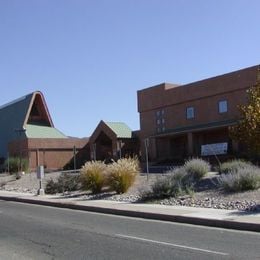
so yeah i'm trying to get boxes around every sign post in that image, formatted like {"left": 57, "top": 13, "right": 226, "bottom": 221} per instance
{"left": 37, "top": 165, "right": 45, "bottom": 196}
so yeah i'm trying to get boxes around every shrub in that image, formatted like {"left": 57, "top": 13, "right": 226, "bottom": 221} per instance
{"left": 218, "top": 165, "right": 260, "bottom": 192}
{"left": 184, "top": 158, "right": 210, "bottom": 180}
{"left": 108, "top": 157, "right": 140, "bottom": 194}
{"left": 58, "top": 173, "right": 80, "bottom": 192}
{"left": 150, "top": 175, "right": 175, "bottom": 199}
{"left": 80, "top": 161, "right": 107, "bottom": 194}
{"left": 45, "top": 173, "right": 80, "bottom": 194}
{"left": 218, "top": 159, "right": 252, "bottom": 174}
{"left": 141, "top": 167, "right": 195, "bottom": 200}
{"left": 5, "top": 157, "right": 29, "bottom": 174}
{"left": 45, "top": 179, "right": 60, "bottom": 194}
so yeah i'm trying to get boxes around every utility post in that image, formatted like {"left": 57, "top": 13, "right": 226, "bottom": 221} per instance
{"left": 144, "top": 138, "right": 149, "bottom": 181}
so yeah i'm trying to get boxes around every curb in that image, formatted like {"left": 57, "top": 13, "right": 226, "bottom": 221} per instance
{"left": 1, "top": 195, "right": 259, "bottom": 233}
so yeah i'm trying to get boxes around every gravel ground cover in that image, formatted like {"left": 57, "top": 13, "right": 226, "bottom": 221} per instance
{"left": 0, "top": 172, "right": 259, "bottom": 211}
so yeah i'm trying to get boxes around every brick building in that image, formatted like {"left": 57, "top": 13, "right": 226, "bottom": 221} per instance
{"left": 0, "top": 91, "right": 88, "bottom": 171}
{"left": 137, "top": 65, "right": 260, "bottom": 164}
{"left": 1, "top": 65, "right": 259, "bottom": 171}
{"left": 88, "top": 120, "right": 139, "bottom": 162}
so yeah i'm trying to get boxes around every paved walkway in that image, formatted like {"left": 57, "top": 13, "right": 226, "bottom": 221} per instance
{"left": 0, "top": 190, "right": 259, "bottom": 232}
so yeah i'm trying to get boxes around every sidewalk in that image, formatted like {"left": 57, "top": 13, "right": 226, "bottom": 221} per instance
{"left": 0, "top": 190, "right": 259, "bottom": 233}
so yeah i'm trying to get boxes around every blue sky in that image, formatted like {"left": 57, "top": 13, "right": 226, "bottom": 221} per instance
{"left": 0, "top": 0, "right": 259, "bottom": 137}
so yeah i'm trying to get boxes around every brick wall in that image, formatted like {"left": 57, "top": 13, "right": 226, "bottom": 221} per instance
{"left": 137, "top": 65, "right": 259, "bottom": 162}
{"left": 8, "top": 137, "right": 88, "bottom": 171}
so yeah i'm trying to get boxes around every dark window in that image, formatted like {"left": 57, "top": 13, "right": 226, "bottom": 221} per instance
{"left": 186, "top": 107, "right": 194, "bottom": 119}
{"left": 31, "top": 103, "right": 40, "bottom": 116}
{"left": 218, "top": 100, "right": 228, "bottom": 113}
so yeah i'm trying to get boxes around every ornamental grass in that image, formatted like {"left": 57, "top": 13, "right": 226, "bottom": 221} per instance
{"left": 107, "top": 157, "right": 140, "bottom": 194}
{"left": 80, "top": 161, "right": 107, "bottom": 194}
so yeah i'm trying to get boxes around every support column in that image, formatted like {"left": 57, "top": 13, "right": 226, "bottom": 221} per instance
{"left": 232, "top": 139, "right": 239, "bottom": 155}
{"left": 187, "top": 132, "right": 193, "bottom": 157}
{"left": 112, "top": 140, "right": 118, "bottom": 159}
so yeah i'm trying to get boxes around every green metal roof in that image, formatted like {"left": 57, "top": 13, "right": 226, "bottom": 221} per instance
{"left": 25, "top": 124, "right": 67, "bottom": 139}
{"left": 105, "top": 122, "right": 132, "bottom": 138}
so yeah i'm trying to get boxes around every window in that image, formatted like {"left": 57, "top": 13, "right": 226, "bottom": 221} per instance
{"left": 186, "top": 107, "right": 194, "bottom": 119}
{"left": 218, "top": 100, "right": 227, "bottom": 113}
{"left": 155, "top": 109, "right": 166, "bottom": 132}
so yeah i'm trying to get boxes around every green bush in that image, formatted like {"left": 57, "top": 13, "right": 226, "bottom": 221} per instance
{"left": 184, "top": 158, "right": 210, "bottom": 180}
{"left": 5, "top": 157, "right": 29, "bottom": 174}
{"left": 218, "top": 165, "right": 260, "bottom": 192}
{"left": 108, "top": 157, "right": 139, "bottom": 194}
{"left": 45, "top": 173, "right": 80, "bottom": 194}
{"left": 218, "top": 159, "right": 252, "bottom": 174}
{"left": 80, "top": 161, "right": 107, "bottom": 194}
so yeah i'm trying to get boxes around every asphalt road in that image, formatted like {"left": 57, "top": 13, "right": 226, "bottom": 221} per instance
{"left": 0, "top": 200, "right": 259, "bottom": 260}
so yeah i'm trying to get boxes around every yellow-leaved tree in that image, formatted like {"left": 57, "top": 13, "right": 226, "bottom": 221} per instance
{"left": 230, "top": 82, "right": 260, "bottom": 160}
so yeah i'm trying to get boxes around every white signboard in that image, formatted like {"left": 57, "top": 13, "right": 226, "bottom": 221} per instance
{"left": 201, "top": 143, "right": 228, "bottom": 156}
{"left": 37, "top": 165, "right": 44, "bottom": 179}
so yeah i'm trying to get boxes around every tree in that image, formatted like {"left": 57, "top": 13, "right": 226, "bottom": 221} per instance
{"left": 230, "top": 82, "right": 260, "bottom": 159}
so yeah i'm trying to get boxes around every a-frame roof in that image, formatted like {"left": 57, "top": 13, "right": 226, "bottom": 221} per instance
{"left": 104, "top": 122, "right": 132, "bottom": 138}
{"left": 0, "top": 91, "right": 67, "bottom": 157}
{"left": 89, "top": 120, "right": 133, "bottom": 143}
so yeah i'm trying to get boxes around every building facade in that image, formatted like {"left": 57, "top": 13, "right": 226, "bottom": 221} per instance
{"left": 88, "top": 120, "right": 139, "bottom": 162}
{"left": 0, "top": 91, "right": 88, "bottom": 171}
{"left": 137, "top": 65, "right": 260, "bottom": 164}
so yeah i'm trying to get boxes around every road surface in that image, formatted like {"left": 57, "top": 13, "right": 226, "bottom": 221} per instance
{"left": 0, "top": 200, "right": 259, "bottom": 259}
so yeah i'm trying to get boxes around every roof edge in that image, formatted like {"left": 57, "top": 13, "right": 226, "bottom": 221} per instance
{"left": 23, "top": 91, "right": 54, "bottom": 128}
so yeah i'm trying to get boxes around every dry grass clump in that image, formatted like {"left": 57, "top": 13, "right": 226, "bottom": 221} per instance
{"left": 80, "top": 161, "right": 107, "bottom": 194}
{"left": 107, "top": 157, "right": 140, "bottom": 194}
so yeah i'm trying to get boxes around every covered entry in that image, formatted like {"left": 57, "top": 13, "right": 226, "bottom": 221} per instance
{"left": 89, "top": 120, "right": 139, "bottom": 161}
{"left": 152, "top": 121, "right": 237, "bottom": 164}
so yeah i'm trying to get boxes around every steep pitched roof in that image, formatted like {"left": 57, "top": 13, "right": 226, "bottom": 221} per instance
{"left": 89, "top": 120, "right": 133, "bottom": 144}
{"left": 0, "top": 91, "right": 66, "bottom": 157}
{"left": 104, "top": 122, "right": 132, "bottom": 138}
